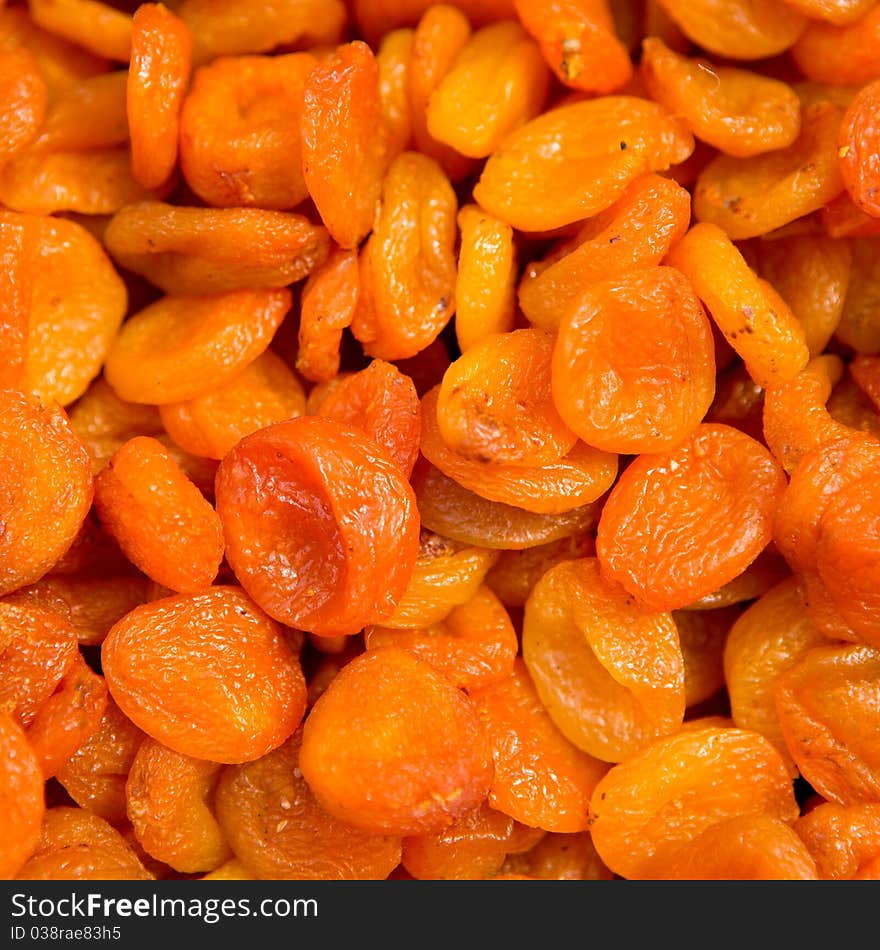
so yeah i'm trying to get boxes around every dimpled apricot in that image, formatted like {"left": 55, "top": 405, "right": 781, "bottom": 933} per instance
{"left": 0, "top": 390, "right": 93, "bottom": 597}
{"left": 513, "top": 0, "right": 632, "bottom": 94}
{"left": 102, "top": 586, "right": 306, "bottom": 764}
{"left": 56, "top": 698, "right": 145, "bottom": 825}
{"left": 216, "top": 730, "right": 402, "bottom": 880}
{"left": 412, "top": 459, "right": 603, "bottom": 550}
{"left": 126, "top": 738, "right": 230, "bottom": 874}
{"left": 16, "top": 213, "right": 128, "bottom": 408}
{"left": 438, "top": 329, "right": 577, "bottom": 467}
{"left": 300, "top": 648, "right": 494, "bottom": 836}
{"left": 421, "top": 387, "right": 617, "bottom": 515}
{"left": 16, "top": 806, "right": 152, "bottom": 881}
{"left": 776, "top": 644, "right": 880, "bottom": 805}
{"left": 159, "top": 351, "right": 306, "bottom": 462}
{"left": 518, "top": 173, "right": 691, "bottom": 331}
{"left": 351, "top": 151, "right": 457, "bottom": 361}
{"left": 302, "top": 41, "right": 387, "bottom": 249}
{"left": 552, "top": 267, "right": 715, "bottom": 455}
{"left": 641, "top": 38, "right": 801, "bottom": 158}
{"left": 469, "top": 659, "right": 609, "bottom": 832}
{"left": 215, "top": 417, "right": 419, "bottom": 637}
{"left": 104, "top": 289, "right": 291, "bottom": 405}
{"left": 723, "top": 578, "right": 827, "bottom": 773}
{"left": 180, "top": 53, "right": 314, "bottom": 210}
{"left": 365, "top": 584, "right": 518, "bottom": 690}
{"left": 94, "top": 437, "right": 224, "bottom": 593}
{"left": 0, "top": 714, "right": 44, "bottom": 878}
{"left": 597, "top": 424, "right": 787, "bottom": 611}
{"left": 666, "top": 223, "right": 809, "bottom": 389}
{"left": 473, "top": 96, "right": 693, "bottom": 232}
{"left": 103, "top": 202, "right": 328, "bottom": 296}
{"left": 427, "top": 21, "right": 550, "bottom": 159}
{"left": 655, "top": 0, "right": 806, "bottom": 60}
{"left": 312, "top": 359, "right": 421, "bottom": 477}
{"left": 839, "top": 79, "right": 880, "bottom": 219}
{"left": 693, "top": 102, "right": 845, "bottom": 241}
{"left": 588, "top": 726, "right": 799, "bottom": 879}
{"left": 654, "top": 815, "right": 818, "bottom": 880}
{"left": 523, "top": 559, "right": 686, "bottom": 763}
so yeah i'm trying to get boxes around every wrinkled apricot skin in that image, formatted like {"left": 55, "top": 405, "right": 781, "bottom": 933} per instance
{"left": 128, "top": 4, "right": 191, "bottom": 190}
{"left": 0, "top": 713, "right": 45, "bottom": 879}
{"left": 470, "top": 660, "right": 609, "bottom": 832}
{"left": 473, "top": 96, "right": 693, "bottom": 232}
{"left": 588, "top": 726, "right": 799, "bottom": 879}
{"left": 352, "top": 151, "right": 458, "bottom": 361}
{"left": 102, "top": 587, "right": 306, "bottom": 764}
{"left": 0, "top": 390, "right": 93, "bottom": 597}
{"left": 215, "top": 417, "right": 420, "bottom": 637}
{"left": 302, "top": 41, "right": 387, "bottom": 249}
{"left": 300, "top": 649, "right": 494, "bottom": 836}
{"left": 597, "top": 424, "right": 787, "bottom": 611}
{"left": 93, "top": 437, "right": 224, "bottom": 594}
{"left": 552, "top": 267, "right": 715, "bottom": 455}
{"left": 795, "top": 802, "right": 880, "bottom": 879}
{"left": 0, "top": 47, "right": 47, "bottom": 164}
{"left": 518, "top": 174, "right": 691, "bottom": 331}
{"left": 216, "top": 730, "right": 402, "bottom": 880}
{"left": 838, "top": 79, "right": 880, "bottom": 219}
{"left": 523, "top": 558, "right": 686, "bottom": 763}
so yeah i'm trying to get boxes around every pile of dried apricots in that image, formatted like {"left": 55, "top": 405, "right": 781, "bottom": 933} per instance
{"left": 1, "top": 0, "right": 880, "bottom": 883}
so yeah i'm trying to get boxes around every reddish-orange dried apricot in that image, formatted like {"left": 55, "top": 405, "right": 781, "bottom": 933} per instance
{"left": 295, "top": 245, "right": 360, "bottom": 384}
{"left": 104, "top": 288, "right": 291, "bottom": 405}
{"left": 93, "top": 436, "right": 224, "bottom": 593}
{"left": 102, "top": 586, "right": 306, "bottom": 764}
{"left": 0, "top": 390, "right": 93, "bottom": 597}
{"left": 0, "top": 713, "right": 45, "bottom": 878}
{"left": 470, "top": 659, "right": 609, "bottom": 832}
{"left": 795, "top": 802, "right": 880, "bottom": 879}
{"left": 312, "top": 359, "right": 421, "bottom": 477}
{"left": 159, "top": 351, "right": 306, "bottom": 462}
{"left": 513, "top": 0, "right": 632, "bottom": 94}
{"left": 597, "top": 423, "right": 787, "bottom": 611}
{"left": 366, "top": 584, "right": 518, "bottom": 690}
{"left": 302, "top": 41, "right": 387, "bottom": 248}
{"left": 473, "top": 96, "right": 693, "bottom": 232}
{"left": 518, "top": 173, "right": 691, "bottom": 331}
{"left": 126, "top": 738, "right": 230, "bottom": 874}
{"left": 523, "top": 558, "right": 686, "bottom": 762}
{"left": 216, "top": 729, "right": 401, "bottom": 880}
{"left": 128, "top": 3, "right": 191, "bottom": 190}
{"left": 552, "top": 267, "right": 715, "bottom": 455}
{"left": 838, "top": 78, "right": 880, "bottom": 219}
{"left": 215, "top": 417, "right": 419, "bottom": 637}
{"left": 300, "top": 648, "right": 494, "bottom": 835}
{"left": 588, "top": 726, "right": 799, "bottom": 879}
{"left": 56, "top": 698, "right": 145, "bottom": 825}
